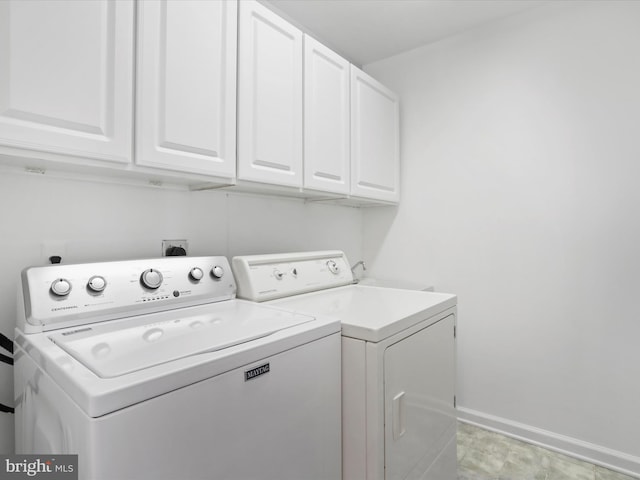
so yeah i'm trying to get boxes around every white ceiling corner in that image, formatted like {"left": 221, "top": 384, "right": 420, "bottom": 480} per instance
{"left": 260, "top": 0, "right": 549, "bottom": 66}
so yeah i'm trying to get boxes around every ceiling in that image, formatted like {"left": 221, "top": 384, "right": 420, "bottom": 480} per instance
{"left": 260, "top": 0, "right": 549, "bottom": 66}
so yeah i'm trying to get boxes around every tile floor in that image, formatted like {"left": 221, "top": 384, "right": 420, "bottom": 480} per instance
{"left": 457, "top": 422, "right": 637, "bottom": 480}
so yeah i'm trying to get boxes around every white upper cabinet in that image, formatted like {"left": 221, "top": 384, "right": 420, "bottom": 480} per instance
{"left": 237, "top": 0, "right": 303, "bottom": 188}
{"left": 351, "top": 66, "right": 400, "bottom": 203}
{"left": 0, "top": 0, "right": 399, "bottom": 200}
{"left": 0, "top": 0, "right": 134, "bottom": 164}
{"left": 303, "top": 36, "right": 350, "bottom": 195}
{"left": 136, "top": 0, "right": 236, "bottom": 178}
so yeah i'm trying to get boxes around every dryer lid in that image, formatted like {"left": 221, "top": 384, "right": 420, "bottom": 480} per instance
{"left": 269, "top": 285, "right": 457, "bottom": 342}
{"left": 48, "top": 304, "right": 314, "bottom": 378}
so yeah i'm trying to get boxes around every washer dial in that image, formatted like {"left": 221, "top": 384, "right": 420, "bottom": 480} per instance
{"left": 211, "top": 265, "right": 225, "bottom": 279}
{"left": 141, "top": 269, "right": 163, "bottom": 289}
{"left": 87, "top": 276, "right": 107, "bottom": 293}
{"left": 189, "top": 267, "right": 204, "bottom": 281}
{"left": 50, "top": 278, "right": 72, "bottom": 296}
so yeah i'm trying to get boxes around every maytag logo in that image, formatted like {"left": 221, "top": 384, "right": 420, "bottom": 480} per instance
{"left": 244, "top": 363, "right": 270, "bottom": 381}
{"left": 1, "top": 455, "right": 77, "bottom": 479}
{"left": 61, "top": 328, "right": 92, "bottom": 337}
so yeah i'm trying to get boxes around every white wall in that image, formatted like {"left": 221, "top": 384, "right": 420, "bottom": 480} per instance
{"left": 0, "top": 170, "right": 363, "bottom": 453}
{"left": 364, "top": 1, "right": 640, "bottom": 475}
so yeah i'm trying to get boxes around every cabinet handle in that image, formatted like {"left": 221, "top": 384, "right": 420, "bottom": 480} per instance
{"left": 392, "top": 391, "right": 406, "bottom": 440}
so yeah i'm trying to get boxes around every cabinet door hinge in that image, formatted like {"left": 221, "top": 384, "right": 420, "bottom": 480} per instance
{"left": 454, "top": 395, "right": 457, "bottom": 408}
{"left": 454, "top": 325, "right": 457, "bottom": 338}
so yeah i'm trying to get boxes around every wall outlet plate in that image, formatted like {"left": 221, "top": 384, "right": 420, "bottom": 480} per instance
{"left": 162, "top": 239, "right": 188, "bottom": 256}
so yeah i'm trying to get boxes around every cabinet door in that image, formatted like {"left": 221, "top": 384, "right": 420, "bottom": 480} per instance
{"left": 303, "top": 36, "right": 350, "bottom": 195}
{"left": 0, "top": 0, "right": 134, "bottom": 164}
{"left": 136, "top": 0, "right": 236, "bottom": 178}
{"left": 238, "top": 0, "right": 303, "bottom": 188}
{"left": 350, "top": 66, "right": 400, "bottom": 203}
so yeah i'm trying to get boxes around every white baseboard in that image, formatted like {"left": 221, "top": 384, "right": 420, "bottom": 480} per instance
{"left": 457, "top": 407, "right": 640, "bottom": 478}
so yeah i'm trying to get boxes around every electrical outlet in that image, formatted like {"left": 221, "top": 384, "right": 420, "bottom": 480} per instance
{"left": 162, "top": 239, "right": 188, "bottom": 256}
{"left": 41, "top": 241, "right": 67, "bottom": 264}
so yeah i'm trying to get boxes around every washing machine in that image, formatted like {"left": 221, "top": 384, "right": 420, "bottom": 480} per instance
{"left": 14, "top": 255, "right": 341, "bottom": 480}
{"left": 233, "top": 251, "right": 458, "bottom": 480}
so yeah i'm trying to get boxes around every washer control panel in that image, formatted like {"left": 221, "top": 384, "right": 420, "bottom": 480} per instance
{"left": 20, "top": 256, "right": 236, "bottom": 332}
{"left": 232, "top": 251, "right": 353, "bottom": 302}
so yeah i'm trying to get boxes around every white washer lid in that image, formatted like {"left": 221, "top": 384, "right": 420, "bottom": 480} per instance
{"left": 18, "top": 300, "right": 339, "bottom": 417}
{"left": 49, "top": 305, "right": 313, "bottom": 378}
{"left": 269, "top": 285, "right": 456, "bottom": 342}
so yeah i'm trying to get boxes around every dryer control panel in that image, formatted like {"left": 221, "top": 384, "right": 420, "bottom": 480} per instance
{"left": 19, "top": 256, "right": 236, "bottom": 333}
{"left": 232, "top": 251, "right": 353, "bottom": 302}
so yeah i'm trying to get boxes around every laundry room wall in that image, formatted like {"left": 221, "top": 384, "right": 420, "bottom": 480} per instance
{"left": 363, "top": 0, "right": 640, "bottom": 475}
{"left": 0, "top": 171, "right": 364, "bottom": 453}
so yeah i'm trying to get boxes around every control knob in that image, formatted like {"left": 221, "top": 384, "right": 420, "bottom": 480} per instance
{"left": 50, "top": 278, "right": 72, "bottom": 297}
{"left": 211, "top": 265, "right": 225, "bottom": 279}
{"left": 326, "top": 260, "right": 340, "bottom": 274}
{"left": 189, "top": 267, "right": 204, "bottom": 282}
{"left": 141, "top": 269, "right": 163, "bottom": 289}
{"left": 87, "top": 276, "right": 107, "bottom": 293}
{"left": 274, "top": 269, "right": 284, "bottom": 280}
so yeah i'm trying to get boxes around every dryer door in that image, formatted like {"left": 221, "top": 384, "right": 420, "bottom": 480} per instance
{"left": 384, "top": 314, "right": 456, "bottom": 480}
